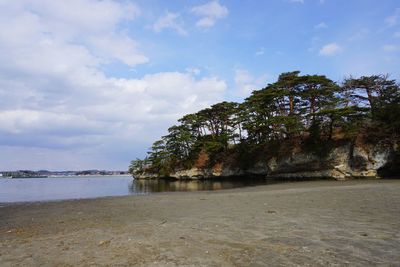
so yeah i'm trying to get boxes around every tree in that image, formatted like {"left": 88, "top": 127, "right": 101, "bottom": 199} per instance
{"left": 274, "top": 71, "right": 302, "bottom": 115}
{"left": 343, "top": 75, "right": 396, "bottom": 118}
{"left": 146, "top": 139, "right": 170, "bottom": 176}
{"left": 130, "top": 71, "right": 399, "bottom": 177}
{"left": 178, "top": 113, "right": 205, "bottom": 138}
{"left": 372, "top": 80, "right": 400, "bottom": 135}
{"left": 164, "top": 124, "right": 195, "bottom": 160}
{"left": 128, "top": 158, "right": 148, "bottom": 176}
{"left": 297, "top": 75, "right": 339, "bottom": 126}
{"left": 242, "top": 85, "right": 278, "bottom": 143}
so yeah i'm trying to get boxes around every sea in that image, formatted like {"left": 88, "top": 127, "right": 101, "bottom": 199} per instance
{"left": 0, "top": 175, "right": 270, "bottom": 203}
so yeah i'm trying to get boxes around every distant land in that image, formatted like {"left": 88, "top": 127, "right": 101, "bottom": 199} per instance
{"left": 0, "top": 170, "right": 129, "bottom": 178}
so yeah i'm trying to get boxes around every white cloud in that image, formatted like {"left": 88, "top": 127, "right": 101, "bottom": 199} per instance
{"left": 196, "top": 17, "right": 216, "bottom": 28}
{"left": 186, "top": 67, "right": 201, "bottom": 75}
{"left": 347, "top": 28, "right": 370, "bottom": 42}
{"left": 88, "top": 34, "right": 148, "bottom": 66}
{"left": 20, "top": 0, "right": 140, "bottom": 35}
{"left": 383, "top": 44, "right": 400, "bottom": 52}
{"left": 319, "top": 43, "right": 343, "bottom": 56}
{"left": 288, "top": 0, "right": 304, "bottom": 4}
{"left": 234, "top": 69, "right": 269, "bottom": 97}
{"left": 385, "top": 8, "right": 400, "bottom": 27}
{"left": 234, "top": 69, "right": 253, "bottom": 85}
{"left": 0, "top": 0, "right": 227, "bottom": 170}
{"left": 314, "top": 22, "right": 328, "bottom": 29}
{"left": 191, "top": 1, "right": 228, "bottom": 28}
{"left": 0, "top": 110, "right": 106, "bottom": 136}
{"left": 0, "top": 0, "right": 147, "bottom": 68}
{"left": 153, "top": 11, "right": 187, "bottom": 36}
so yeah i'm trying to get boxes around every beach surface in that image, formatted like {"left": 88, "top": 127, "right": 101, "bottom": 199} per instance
{"left": 1, "top": 179, "right": 400, "bottom": 266}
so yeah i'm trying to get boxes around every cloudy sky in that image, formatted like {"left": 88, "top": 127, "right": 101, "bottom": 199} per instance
{"left": 0, "top": 0, "right": 399, "bottom": 171}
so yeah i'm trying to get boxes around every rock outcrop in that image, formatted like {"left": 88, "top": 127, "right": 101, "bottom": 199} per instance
{"left": 136, "top": 140, "right": 398, "bottom": 180}
{"left": 264, "top": 142, "right": 393, "bottom": 180}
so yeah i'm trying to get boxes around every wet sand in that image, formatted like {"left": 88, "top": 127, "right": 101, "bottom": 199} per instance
{"left": 1, "top": 180, "right": 400, "bottom": 266}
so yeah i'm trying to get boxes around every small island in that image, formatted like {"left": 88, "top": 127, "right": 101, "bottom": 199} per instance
{"left": 130, "top": 72, "right": 399, "bottom": 180}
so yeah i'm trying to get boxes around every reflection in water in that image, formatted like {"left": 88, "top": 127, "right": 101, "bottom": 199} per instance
{"left": 129, "top": 177, "right": 270, "bottom": 194}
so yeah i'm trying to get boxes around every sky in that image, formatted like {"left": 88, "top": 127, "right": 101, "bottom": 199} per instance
{"left": 0, "top": 0, "right": 399, "bottom": 171}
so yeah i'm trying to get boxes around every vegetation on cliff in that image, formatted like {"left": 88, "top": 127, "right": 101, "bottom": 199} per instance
{"left": 129, "top": 71, "right": 400, "bottom": 178}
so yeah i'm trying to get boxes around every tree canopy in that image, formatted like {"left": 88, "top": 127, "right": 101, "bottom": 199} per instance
{"left": 129, "top": 71, "right": 400, "bottom": 177}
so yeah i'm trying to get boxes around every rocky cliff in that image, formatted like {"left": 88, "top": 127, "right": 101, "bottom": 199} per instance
{"left": 136, "top": 140, "right": 399, "bottom": 180}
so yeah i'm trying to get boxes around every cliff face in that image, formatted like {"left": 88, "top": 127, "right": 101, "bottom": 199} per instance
{"left": 263, "top": 142, "right": 393, "bottom": 180}
{"left": 137, "top": 140, "right": 398, "bottom": 180}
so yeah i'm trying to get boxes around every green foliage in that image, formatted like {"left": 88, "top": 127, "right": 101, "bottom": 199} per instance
{"left": 128, "top": 158, "right": 147, "bottom": 176}
{"left": 130, "top": 71, "right": 400, "bottom": 176}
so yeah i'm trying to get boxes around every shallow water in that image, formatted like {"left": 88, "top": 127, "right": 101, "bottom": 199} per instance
{"left": 0, "top": 175, "right": 271, "bottom": 203}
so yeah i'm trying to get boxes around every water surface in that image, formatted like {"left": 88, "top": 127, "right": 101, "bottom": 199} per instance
{"left": 0, "top": 175, "right": 270, "bottom": 203}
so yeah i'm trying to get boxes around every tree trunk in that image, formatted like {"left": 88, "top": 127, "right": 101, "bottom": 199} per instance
{"left": 328, "top": 115, "right": 334, "bottom": 140}
{"left": 289, "top": 95, "right": 294, "bottom": 114}
{"left": 366, "top": 87, "right": 375, "bottom": 117}
{"left": 310, "top": 96, "right": 316, "bottom": 125}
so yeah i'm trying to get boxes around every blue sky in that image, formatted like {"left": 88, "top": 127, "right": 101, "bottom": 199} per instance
{"left": 0, "top": 0, "right": 399, "bottom": 170}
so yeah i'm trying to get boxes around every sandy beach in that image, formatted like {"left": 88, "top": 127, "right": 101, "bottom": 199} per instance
{"left": 1, "top": 179, "right": 400, "bottom": 266}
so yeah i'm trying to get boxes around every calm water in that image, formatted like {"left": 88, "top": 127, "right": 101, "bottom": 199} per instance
{"left": 0, "top": 175, "right": 271, "bottom": 203}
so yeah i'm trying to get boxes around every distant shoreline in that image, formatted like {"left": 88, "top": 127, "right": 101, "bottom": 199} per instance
{"left": 2, "top": 174, "right": 132, "bottom": 179}
{"left": 0, "top": 173, "right": 130, "bottom": 179}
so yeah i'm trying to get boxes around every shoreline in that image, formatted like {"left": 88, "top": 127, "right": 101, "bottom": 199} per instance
{"left": 0, "top": 178, "right": 396, "bottom": 207}
{"left": 0, "top": 176, "right": 337, "bottom": 205}
{"left": 0, "top": 178, "right": 379, "bottom": 206}
{"left": 1, "top": 179, "right": 399, "bottom": 266}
